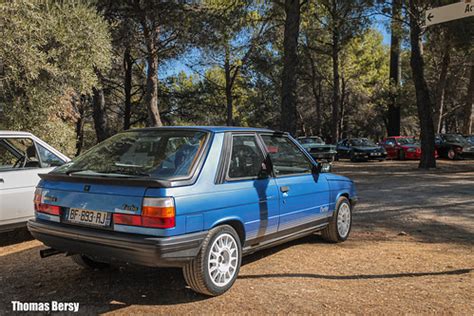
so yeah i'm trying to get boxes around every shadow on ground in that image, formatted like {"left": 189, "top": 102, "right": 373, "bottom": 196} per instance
{"left": 1, "top": 232, "right": 472, "bottom": 314}
{"left": 0, "top": 228, "right": 33, "bottom": 247}
{"left": 0, "top": 236, "right": 324, "bottom": 313}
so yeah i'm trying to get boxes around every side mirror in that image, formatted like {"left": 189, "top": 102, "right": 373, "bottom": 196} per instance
{"left": 258, "top": 161, "right": 270, "bottom": 179}
{"left": 314, "top": 162, "right": 332, "bottom": 174}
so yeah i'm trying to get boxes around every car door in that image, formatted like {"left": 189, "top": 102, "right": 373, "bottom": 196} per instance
{"left": 336, "top": 139, "right": 349, "bottom": 158}
{"left": 0, "top": 137, "right": 64, "bottom": 228}
{"left": 259, "top": 134, "right": 330, "bottom": 233}
{"left": 220, "top": 133, "right": 280, "bottom": 243}
{"left": 384, "top": 138, "right": 397, "bottom": 158}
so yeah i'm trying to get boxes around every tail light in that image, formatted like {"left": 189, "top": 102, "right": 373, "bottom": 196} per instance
{"left": 34, "top": 188, "right": 61, "bottom": 216}
{"left": 114, "top": 197, "right": 175, "bottom": 229}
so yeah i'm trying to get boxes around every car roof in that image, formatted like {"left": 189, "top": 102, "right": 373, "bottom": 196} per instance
{"left": 0, "top": 130, "right": 34, "bottom": 136}
{"left": 131, "top": 126, "right": 275, "bottom": 133}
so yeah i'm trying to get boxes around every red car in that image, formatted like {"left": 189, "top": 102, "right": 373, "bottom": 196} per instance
{"left": 381, "top": 136, "right": 438, "bottom": 160}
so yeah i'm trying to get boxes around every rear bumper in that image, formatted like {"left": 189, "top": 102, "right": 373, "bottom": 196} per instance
{"left": 27, "top": 219, "right": 207, "bottom": 268}
{"left": 352, "top": 153, "right": 386, "bottom": 160}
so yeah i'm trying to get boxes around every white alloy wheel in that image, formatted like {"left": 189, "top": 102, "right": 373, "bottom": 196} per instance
{"left": 207, "top": 233, "right": 239, "bottom": 287}
{"left": 337, "top": 202, "right": 351, "bottom": 238}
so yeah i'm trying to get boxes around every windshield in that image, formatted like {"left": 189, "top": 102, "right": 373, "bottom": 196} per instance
{"left": 443, "top": 134, "right": 467, "bottom": 144}
{"left": 54, "top": 130, "right": 208, "bottom": 180}
{"left": 299, "top": 137, "right": 324, "bottom": 145}
{"left": 349, "top": 138, "right": 376, "bottom": 147}
{"left": 397, "top": 137, "right": 418, "bottom": 145}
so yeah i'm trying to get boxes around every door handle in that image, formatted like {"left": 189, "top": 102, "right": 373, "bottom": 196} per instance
{"left": 280, "top": 186, "right": 289, "bottom": 193}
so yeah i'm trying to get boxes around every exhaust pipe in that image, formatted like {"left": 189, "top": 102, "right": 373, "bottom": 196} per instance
{"left": 40, "top": 248, "right": 63, "bottom": 258}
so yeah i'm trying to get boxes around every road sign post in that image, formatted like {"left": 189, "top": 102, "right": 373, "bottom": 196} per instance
{"left": 426, "top": 1, "right": 474, "bottom": 26}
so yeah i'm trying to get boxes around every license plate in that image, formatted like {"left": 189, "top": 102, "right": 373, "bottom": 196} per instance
{"left": 66, "top": 208, "right": 110, "bottom": 227}
{"left": 371, "top": 153, "right": 380, "bottom": 156}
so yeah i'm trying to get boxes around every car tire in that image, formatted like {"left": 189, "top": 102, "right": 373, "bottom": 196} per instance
{"left": 334, "top": 154, "right": 339, "bottom": 161}
{"left": 71, "top": 254, "right": 110, "bottom": 270}
{"left": 183, "top": 225, "right": 242, "bottom": 296}
{"left": 398, "top": 150, "right": 405, "bottom": 160}
{"left": 447, "top": 148, "right": 456, "bottom": 160}
{"left": 321, "top": 197, "right": 352, "bottom": 243}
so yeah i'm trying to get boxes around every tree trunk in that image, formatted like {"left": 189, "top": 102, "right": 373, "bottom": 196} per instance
{"left": 123, "top": 45, "right": 133, "bottom": 130}
{"left": 145, "top": 50, "right": 162, "bottom": 127}
{"left": 142, "top": 15, "right": 162, "bottom": 127}
{"left": 224, "top": 44, "right": 233, "bottom": 126}
{"left": 386, "top": 0, "right": 402, "bottom": 136}
{"left": 308, "top": 52, "right": 322, "bottom": 135}
{"left": 280, "top": 0, "right": 301, "bottom": 135}
{"left": 331, "top": 30, "right": 341, "bottom": 143}
{"left": 339, "top": 73, "right": 346, "bottom": 139}
{"left": 433, "top": 42, "right": 450, "bottom": 133}
{"left": 92, "top": 88, "right": 109, "bottom": 143}
{"left": 461, "top": 63, "right": 474, "bottom": 134}
{"left": 408, "top": 1, "right": 436, "bottom": 169}
{"left": 75, "top": 99, "right": 85, "bottom": 156}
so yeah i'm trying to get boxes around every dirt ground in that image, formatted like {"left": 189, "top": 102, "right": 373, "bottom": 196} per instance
{"left": 1, "top": 160, "right": 473, "bottom": 314}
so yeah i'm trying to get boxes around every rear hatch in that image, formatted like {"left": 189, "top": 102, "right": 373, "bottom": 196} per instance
{"left": 38, "top": 179, "right": 146, "bottom": 230}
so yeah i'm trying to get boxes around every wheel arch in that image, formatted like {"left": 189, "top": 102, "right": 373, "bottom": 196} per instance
{"left": 210, "top": 217, "right": 246, "bottom": 245}
{"left": 335, "top": 191, "right": 355, "bottom": 207}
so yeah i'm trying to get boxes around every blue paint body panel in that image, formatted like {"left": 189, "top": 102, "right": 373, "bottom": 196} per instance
{"left": 35, "top": 128, "right": 358, "bottom": 244}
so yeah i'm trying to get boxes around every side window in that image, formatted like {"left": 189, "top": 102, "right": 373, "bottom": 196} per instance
{"left": 37, "top": 144, "right": 64, "bottom": 168}
{"left": 260, "top": 135, "right": 313, "bottom": 177}
{"left": 227, "top": 135, "right": 266, "bottom": 179}
{"left": 0, "top": 138, "right": 40, "bottom": 170}
{"left": 0, "top": 139, "right": 18, "bottom": 170}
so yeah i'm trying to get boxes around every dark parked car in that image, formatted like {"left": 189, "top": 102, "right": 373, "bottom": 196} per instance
{"left": 464, "top": 135, "right": 474, "bottom": 146}
{"left": 297, "top": 136, "right": 337, "bottom": 161}
{"left": 435, "top": 134, "right": 474, "bottom": 159}
{"left": 336, "top": 138, "right": 387, "bottom": 162}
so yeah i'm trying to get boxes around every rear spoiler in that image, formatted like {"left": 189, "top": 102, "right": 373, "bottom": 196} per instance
{"left": 39, "top": 173, "right": 172, "bottom": 188}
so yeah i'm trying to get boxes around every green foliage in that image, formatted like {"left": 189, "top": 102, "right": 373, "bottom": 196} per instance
{"left": 0, "top": 0, "right": 111, "bottom": 156}
{"left": 1, "top": 0, "right": 471, "bottom": 153}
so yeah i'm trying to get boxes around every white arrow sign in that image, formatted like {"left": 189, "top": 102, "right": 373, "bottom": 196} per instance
{"left": 426, "top": 1, "right": 474, "bottom": 26}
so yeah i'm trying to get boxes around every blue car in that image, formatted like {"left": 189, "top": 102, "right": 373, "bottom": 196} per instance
{"left": 28, "top": 127, "right": 357, "bottom": 296}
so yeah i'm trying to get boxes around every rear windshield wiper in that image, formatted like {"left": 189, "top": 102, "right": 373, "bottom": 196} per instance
{"left": 65, "top": 169, "right": 150, "bottom": 178}
{"left": 108, "top": 169, "right": 151, "bottom": 177}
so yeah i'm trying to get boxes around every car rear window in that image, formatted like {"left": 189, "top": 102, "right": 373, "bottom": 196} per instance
{"left": 55, "top": 130, "right": 208, "bottom": 180}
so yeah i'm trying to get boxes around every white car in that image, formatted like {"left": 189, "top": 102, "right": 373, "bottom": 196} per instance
{"left": 0, "top": 131, "right": 70, "bottom": 232}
